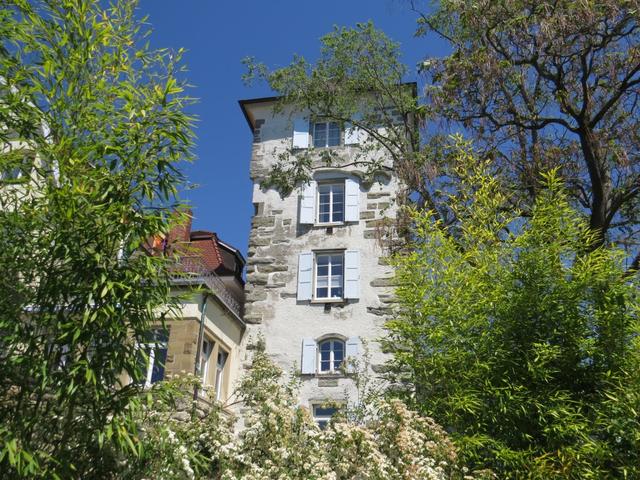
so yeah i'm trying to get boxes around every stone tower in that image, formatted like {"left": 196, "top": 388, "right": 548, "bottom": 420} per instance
{"left": 239, "top": 97, "right": 399, "bottom": 421}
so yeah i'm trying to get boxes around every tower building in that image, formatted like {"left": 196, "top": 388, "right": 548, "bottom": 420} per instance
{"left": 239, "top": 97, "right": 401, "bottom": 421}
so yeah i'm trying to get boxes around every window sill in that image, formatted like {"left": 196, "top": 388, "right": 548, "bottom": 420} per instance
{"left": 316, "top": 372, "right": 346, "bottom": 378}
{"left": 310, "top": 298, "right": 345, "bottom": 304}
{"left": 292, "top": 145, "right": 345, "bottom": 151}
{"left": 314, "top": 222, "right": 345, "bottom": 227}
{"left": 310, "top": 144, "right": 344, "bottom": 150}
{"left": 299, "top": 372, "right": 348, "bottom": 379}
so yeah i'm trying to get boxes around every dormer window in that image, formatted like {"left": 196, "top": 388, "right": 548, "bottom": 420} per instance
{"left": 313, "top": 121, "right": 340, "bottom": 148}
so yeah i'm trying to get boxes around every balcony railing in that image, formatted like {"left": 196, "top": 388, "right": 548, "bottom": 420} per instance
{"left": 169, "top": 256, "right": 243, "bottom": 319}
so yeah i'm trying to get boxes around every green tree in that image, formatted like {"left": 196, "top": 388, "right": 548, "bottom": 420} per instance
{"left": 0, "top": 1, "right": 194, "bottom": 477}
{"left": 243, "top": 22, "right": 430, "bottom": 207}
{"left": 247, "top": 3, "right": 640, "bottom": 263}
{"left": 414, "top": 0, "right": 640, "bottom": 257}
{"left": 385, "top": 140, "right": 640, "bottom": 478}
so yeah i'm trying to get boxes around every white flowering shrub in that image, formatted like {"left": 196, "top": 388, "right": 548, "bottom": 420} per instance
{"left": 113, "top": 375, "right": 231, "bottom": 479}
{"left": 124, "top": 347, "right": 490, "bottom": 480}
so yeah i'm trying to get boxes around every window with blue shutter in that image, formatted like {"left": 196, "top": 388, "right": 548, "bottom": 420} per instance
{"left": 301, "top": 250, "right": 360, "bottom": 302}
{"left": 297, "top": 252, "right": 314, "bottom": 301}
{"left": 301, "top": 338, "right": 317, "bottom": 374}
{"left": 344, "top": 250, "right": 360, "bottom": 299}
{"left": 292, "top": 117, "right": 310, "bottom": 149}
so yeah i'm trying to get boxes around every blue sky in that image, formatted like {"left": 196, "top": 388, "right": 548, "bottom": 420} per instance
{"left": 138, "top": 1, "right": 448, "bottom": 256}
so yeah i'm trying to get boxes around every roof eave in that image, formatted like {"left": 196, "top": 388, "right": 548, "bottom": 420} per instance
{"left": 238, "top": 82, "right": 418, "bottom": 133}
{"left": 238, "top": 95, "right": 280, "bottom": 132}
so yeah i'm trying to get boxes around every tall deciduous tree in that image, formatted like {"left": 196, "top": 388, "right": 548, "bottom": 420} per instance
{"left": 415, "top": 0, "right": 640, "bottom": 259}
{"left": 0, "top": 1, "right": 194, "bottom": 477}
{"left": 386, "top": 140, "right": 640, "bottom": 478}
{"left": 243, "top": 23, "right": 432, "bottom": 209}
{"left": 248, "top": 4, "right": 640, "bottom": 264}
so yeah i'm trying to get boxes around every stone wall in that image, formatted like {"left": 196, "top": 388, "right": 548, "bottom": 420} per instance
{"left": 164, "top": 318, "right": 199, "bottom": 377}
{"left": 241, "top": 101, "right": 400, "bottom": 409}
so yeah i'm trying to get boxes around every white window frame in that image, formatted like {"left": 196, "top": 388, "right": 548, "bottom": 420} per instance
{"left": 316, "top": 181, "right": 345, "bottom": 224}
{"left": 312, "top": 121, "right": 341, "bottom": 148}
{"left": 314, "top": 251, "right": 344, "bottom": 301}
{"left": 214, "top": 348, "right": 229, "bottom": 401}
{"left": 312, "top": 404, "right": 340, "bottom": 430}
{"left": 200, "top": 338, "right": 213, "bottom": 385}
{"left": 137, "top": 329, "right": 169, "bottom": 388}
{"left": 317, "top": 338, "right": 345, "bottom": 374}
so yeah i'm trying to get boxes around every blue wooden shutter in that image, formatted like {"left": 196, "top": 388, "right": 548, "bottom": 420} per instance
{"left": 345, "top": 336, "right": 360, "bottom": 373}
{"left": 344, "top": 112, "right": 363, "bottom": 145}
{"left": 299, "top": 181, "right": 317, "bottom": 224}
{"left": 301, "top": 338, "right": 317, "bottom": 374}
{"left": 297, "top": 252, "right": 314, "bottom": 301}
{"left": 344, "top": 178, "right": 360, "bottom": 222}
{"left": 344, "top": 250, "right": 360, "bottom": 299}
{"left": 292, "top": 117, "right": 310, "bottom": 148}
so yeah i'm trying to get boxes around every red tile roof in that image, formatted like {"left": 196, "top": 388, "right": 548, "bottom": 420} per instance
{"left": 164, "top": 217, "right": 242, "bottom": 275}
{"left": 188, "top": 231, "right": 223, "bottom": 272}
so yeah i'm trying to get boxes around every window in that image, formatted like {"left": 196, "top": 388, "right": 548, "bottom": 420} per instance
{"left": 297, "top": 250, "right": 359, "bottom": 302}
{"left": 200, "top": 338, "right": 213, "bottom": 385}
{"left": 315, "top": 252, "right": 344, "bottom": 300}
{"left": 215, "top": 348, "right": 229, "bottom": 401}
{"left": 301, "top": 336, "right": 360, "bottom": 375}
{"left": 318, "top": 338, "right": 345, "bottom": 373}
{"left": 292, "top": 116, "right": 362, "bottom": 149}
{"left": 136, "top": 329, "right": 169, "bottom": 387}
{"left": 300, "top": 178, "right": 359, "bottom": 225}
{"left": 313, "top": 405, "right": 338, "bottom": 430}
{"left": 1, "top": 152, "right": 33, "bottom": 182}
{"left": 317, "top": 183, "right": 344, "bottom": 224}
{"left": 313, "top": 121, "right": 340, "bottom": 148}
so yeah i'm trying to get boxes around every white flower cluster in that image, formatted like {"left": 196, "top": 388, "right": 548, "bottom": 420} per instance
{"left": 127, "top": 354, "right": 491, "bottom": 480}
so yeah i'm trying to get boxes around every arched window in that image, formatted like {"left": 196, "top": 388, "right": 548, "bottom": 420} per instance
{"left": 318, "top": 338, "right": 345, "bottom": 373}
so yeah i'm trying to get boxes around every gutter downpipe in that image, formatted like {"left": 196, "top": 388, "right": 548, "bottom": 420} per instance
{"left": 193, "top": 292, "right": 209, "bottom": 402}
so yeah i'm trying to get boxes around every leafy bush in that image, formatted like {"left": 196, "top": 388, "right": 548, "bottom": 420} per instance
{"left": 386, "top": 140, "right": 640, "bottom": 478}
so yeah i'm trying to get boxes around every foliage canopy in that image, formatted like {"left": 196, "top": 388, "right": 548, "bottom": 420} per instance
{"left": 386, "top": 140, "right": 640, "bottom": 478}
{"left": 0, "top": 0, "right": 194, "bottom": 477}
{"left": 247, "top": 2, "right": 640, "bottom": 264}
{"left": 417, "top": 0, "right": 640, "bottom": 257}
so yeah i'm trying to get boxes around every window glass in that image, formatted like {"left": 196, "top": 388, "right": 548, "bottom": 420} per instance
{"left": 313, "top": 405, "right": 338, "bottom": 429}
{"left": 315, "top": 253, "right": 343, "bottom": 299}
{"left": 215, "top": 349, "right": 229, "bottom": 401}
{"left": 313, "top": 122, "right": 327, "bottom": 148}
{"left": 150, "top": 347, "right": 167, "bottom": 384}
{"left": 318, "top": 339, "right": 345, "bottom": 373}
{"left": 200, "top": 338, "right": 213, "bottom": 384}
{"left": 317, "top": 183, "right": 344, "bottom": 224}
{"left": 313, "top": 121, "right": 341, "bottom": 148}
{"left": 327, "top": 122, "right": 340, "bottom": 146}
